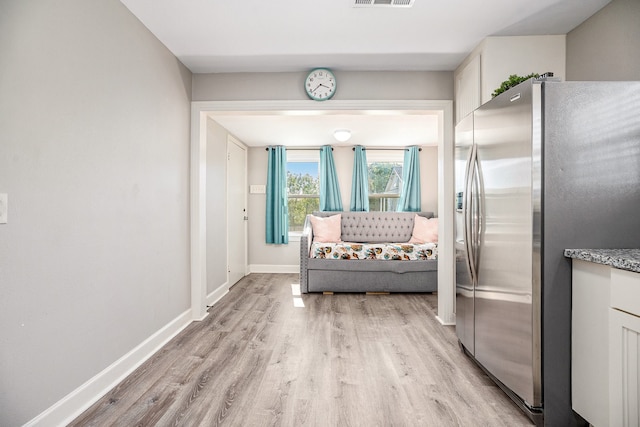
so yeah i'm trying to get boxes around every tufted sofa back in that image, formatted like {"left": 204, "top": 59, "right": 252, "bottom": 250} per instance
{"left": 312, "top": 211, "right": 434, "bottom": 243}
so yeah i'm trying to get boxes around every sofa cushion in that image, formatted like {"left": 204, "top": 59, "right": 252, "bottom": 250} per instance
{"left": 309, "top": 213, "right": 342, "bottom": 243}
{"left": 409, "top": 215, "right": 438, "bottom": 243}
{"left": 310, "top": 242, "right": 437, "bottom": 261}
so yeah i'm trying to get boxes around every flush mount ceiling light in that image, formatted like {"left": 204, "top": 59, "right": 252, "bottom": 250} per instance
{"left": 333, "top": 129, "right": 351, "bottom": 142}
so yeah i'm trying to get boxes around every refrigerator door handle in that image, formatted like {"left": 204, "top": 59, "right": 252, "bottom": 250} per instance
{"left": 464, "top": 144, "right": 478, "bottom": 285}
{"left": 473, "top": 154, "right": 483, "bottom": 269}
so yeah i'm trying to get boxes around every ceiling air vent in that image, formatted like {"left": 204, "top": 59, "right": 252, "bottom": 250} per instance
{"left": 354, "top": 0, "right": 415, "bottom": 7}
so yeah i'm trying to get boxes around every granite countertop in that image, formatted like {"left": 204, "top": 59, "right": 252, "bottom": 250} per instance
{"left": 564, "top": 249, "right": 640, "bottom": 274}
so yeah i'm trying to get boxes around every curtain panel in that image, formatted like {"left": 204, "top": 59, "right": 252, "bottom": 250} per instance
{"left": 265, "top": 146, "right": 289, "bottom": 244}
{"left": 397, "top": 146, "right": 421, "bottom": 212}
{"left": 319, "top": 145, "right": 343, "bottom": 211}
{"left": 350, "top": 145, "right": 369, "bottom": 211}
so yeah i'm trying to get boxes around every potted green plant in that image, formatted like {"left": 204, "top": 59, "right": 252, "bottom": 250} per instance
{"left": 492, "top": 73, "right": 540, "bottom": 98}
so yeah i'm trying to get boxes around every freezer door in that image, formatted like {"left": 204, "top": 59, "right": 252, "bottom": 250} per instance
{"left": 473, "top": 83, "right": 539, "bottom": 408}
{"left": 455, "top": 113, "right": 474, "bottom": 354}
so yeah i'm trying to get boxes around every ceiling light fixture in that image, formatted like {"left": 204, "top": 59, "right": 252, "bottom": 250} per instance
{"left": 333, "top": 129, "right": 351, "bottom": 142}
{"left": 353, "top": 0, "right": 415, "bottom": 7}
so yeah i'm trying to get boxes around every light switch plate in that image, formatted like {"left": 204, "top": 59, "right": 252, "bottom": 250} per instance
{"left": 0, "top": 194, "right": 7, "bottom": 224}
{"left": 250, "top": 185, "right": 266, "bottom": 194}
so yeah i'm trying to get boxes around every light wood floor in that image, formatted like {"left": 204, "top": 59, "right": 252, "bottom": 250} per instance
{"left": 71, "top": 273, "right": 534, "bottom": 426}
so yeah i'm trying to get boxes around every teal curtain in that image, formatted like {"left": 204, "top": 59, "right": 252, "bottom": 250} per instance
{"left": 350, "top": 146, "right": 369, "bottom": 211}
{"left": 265, "top": 146, "right": 289, "bottom": 244}
{"left": 397, "top": 146, "right": 421, "bottom": 212}
{"left": 319, "top": 145, "right": 343, "bottom": 211}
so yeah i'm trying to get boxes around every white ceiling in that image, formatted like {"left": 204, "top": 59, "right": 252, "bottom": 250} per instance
{"left": 120, "top": 0, "right": 609, "bottom": 73}
{"left": 208, "top": 110, "right": 441, "bottom": 147}
{"left": 121, "top": 0, "right": 610, "bottom": 147}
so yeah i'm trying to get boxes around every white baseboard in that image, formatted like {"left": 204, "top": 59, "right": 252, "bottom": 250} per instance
{"left": 206, "top": 282, "right": 229, "bottom": 308}
{"left": 24, "top": 309, "right": 193, "bottom": 427}
{"left": 249, "top": 264, "right": 299, "bottom": 274}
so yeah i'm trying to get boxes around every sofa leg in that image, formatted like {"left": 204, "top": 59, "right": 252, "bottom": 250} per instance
{"left": 323, "top": 291, "right": 334, "bottom": 295}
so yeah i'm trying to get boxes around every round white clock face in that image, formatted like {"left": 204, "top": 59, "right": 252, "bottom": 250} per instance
{"left": 305, "top": 68, "right": 336, "bottom": 101}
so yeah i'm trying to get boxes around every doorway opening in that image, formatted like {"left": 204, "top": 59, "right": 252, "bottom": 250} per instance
{"left": 190, "top": 100, "right": 455, "bottom": 325}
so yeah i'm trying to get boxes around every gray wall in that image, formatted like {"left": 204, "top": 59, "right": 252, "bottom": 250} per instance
{"left": 566, "top": 0, "right": 640, "bottom": 81}
{"left": 0, "top": 1, "right": 192, "bottom": 425}
{"left": 247, "top": 145, "right": 439, "bottom": 268}
{"left": 193, "top": 71, "right": 454, "bottom": 101}
{"left": 206, "top": 118, "right": 231, "bottom": 292}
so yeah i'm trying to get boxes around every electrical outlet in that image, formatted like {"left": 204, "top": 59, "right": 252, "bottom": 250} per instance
{"left": 0, "top": 194, "right": 7, "bottom": 224}
{"left": 250, "top": 185, "right": 266, "bottom": 194}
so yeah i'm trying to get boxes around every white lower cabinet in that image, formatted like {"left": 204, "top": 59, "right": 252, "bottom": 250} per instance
{"left": 610, "top": 268, "right": 640, "bottom": 427}
{"left": 572, "top": 261, "right": 640, "bottom": 427}
{"left": 610, "top": 308, "right": 640, "bottom": 427}
{"left": 572, "top": 260, "right": 610, "bottom": 426}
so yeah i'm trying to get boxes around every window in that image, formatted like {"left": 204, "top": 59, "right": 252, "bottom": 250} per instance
{"left": 367, "top": 150, "right": 404, "bottom": 212}
{"left": 287, "top": 151, "right": 319, "bottom": 232}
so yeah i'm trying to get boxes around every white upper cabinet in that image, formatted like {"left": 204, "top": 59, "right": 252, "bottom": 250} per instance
{"left": 454, "top": 35, "right": 566, "bottom": 124}
{"left": 455, "top": 54, "right": 481, "bottom": 125}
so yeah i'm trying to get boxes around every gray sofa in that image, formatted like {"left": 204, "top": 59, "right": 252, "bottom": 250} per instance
{"left": 300, "top": 211, "right": 438, "bottom": 293}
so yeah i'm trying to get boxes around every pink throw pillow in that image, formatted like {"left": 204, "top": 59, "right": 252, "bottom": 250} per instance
{"left": 309, "top": 214, "right": 342, "bottom": 243}
{"left": 409, "top": 215, "right": 438, "bottom": 244}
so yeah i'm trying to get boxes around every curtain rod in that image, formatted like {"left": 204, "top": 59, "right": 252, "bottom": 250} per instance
{"left": 352, "top": 147, "right": 422, "bottom": 151}
{"left": 264, "top": 147, "right": 417, "bottom": 152}
{"left": 265, "top": 147, "right": 332, "bottom": 151}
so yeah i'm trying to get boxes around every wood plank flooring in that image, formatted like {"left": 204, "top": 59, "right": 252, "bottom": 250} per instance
{"left": 70, "top": 273, "right": 534, "bottom": 426}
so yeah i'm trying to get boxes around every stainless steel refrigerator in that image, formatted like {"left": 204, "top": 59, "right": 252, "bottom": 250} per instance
{"left": 455, "top": 79, "right": 640, "bottom": 426}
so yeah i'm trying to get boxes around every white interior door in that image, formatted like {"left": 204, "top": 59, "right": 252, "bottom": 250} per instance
{"left": 227, "top": 136, "right": 247, "bottom": 286}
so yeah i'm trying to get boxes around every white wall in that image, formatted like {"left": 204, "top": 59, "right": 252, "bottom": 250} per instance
{"left": 0, "top": 1, "right": 192, "bottom": 425}
{"left": 419, "top": 147, "right": 439, "bottom": 212}
{"left": 566, "top": 0, "right": 640, "bottom": 81}
{"left": 246, "top": 145, "right": 439, "bottom": 268}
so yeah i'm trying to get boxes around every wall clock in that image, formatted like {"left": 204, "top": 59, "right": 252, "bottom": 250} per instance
{"left": 304, "top": 68, "right": 336, "bottom": 101}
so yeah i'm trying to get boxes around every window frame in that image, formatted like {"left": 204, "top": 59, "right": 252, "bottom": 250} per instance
{"left": 286, "top": 150, "right": 320, "bottom": 236}
{"left": 366, "top": 150, "right": 405, "bottom": 212}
